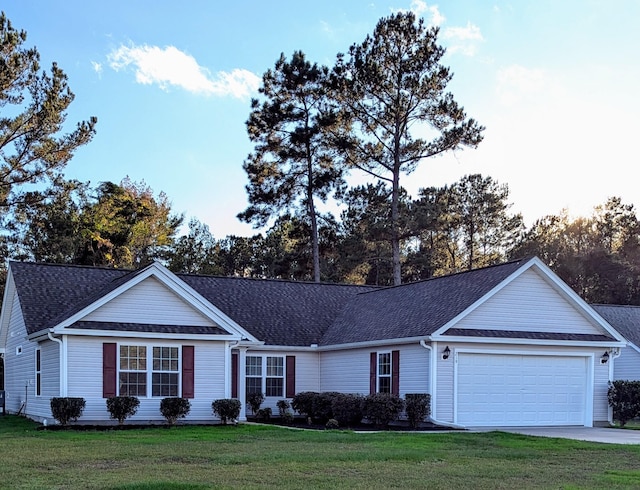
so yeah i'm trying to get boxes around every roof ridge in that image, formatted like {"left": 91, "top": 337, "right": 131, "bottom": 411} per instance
{"left": 10, "top": 260, "right": 135, "bottom": 273}
{"left": 178, "top": 272, "right": 379, "bottom": 289}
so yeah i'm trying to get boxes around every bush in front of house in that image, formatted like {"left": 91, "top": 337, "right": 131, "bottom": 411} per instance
{"left": 160, "top": 397, "right": 191, "bottom": 425}
{"left": 312, "top": 392, "right": 340, "bottom": 424}
{"left": 50, "top": 397, "right": 86, "bottom": 426}
{"left": 106, "top": 396, "right": 140, "bottom": 425}
{"left": 361, "top": 393, "right": 404, "bottom": 428}
{"left": 291, "top": 391, "right": 319, "bottom": 421}
{"left": 325, "top": 418, "right": 340, "bottom": 430}
{"left": 212, "top": 398, "right": 241, "bottom": 424}
{"left": 247, "top": 392, "right": 264, "bottom": 416}
{"left": 331, "top": 393, "right": 364, "bottom": 427}
{"left": 608, "top": 380, "right": 640, "bottom": 427}
{"left": 256, "top": 407, "right": 272, "bottom": 421}
{"left": 404, "top": 393, "right": 431, "bottom": 429}
{"left": 276, "top": 399, "right": 291, "bottom": 418}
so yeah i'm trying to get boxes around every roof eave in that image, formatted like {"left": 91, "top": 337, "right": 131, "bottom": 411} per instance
{"left": 430, "top": 334, "right": 627, "bottom": 348}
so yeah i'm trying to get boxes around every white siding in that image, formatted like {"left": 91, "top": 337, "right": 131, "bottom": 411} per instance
{"left": 83, "top": 277, "right": 217, "bottom": 327}
{"left": 613, "top": 347, "right": 640, "bottom": 381}
{"left": 241, "top": 350, "right": 319, "bottom": 415}
{"left": 455, "top": 269, "right": 605, "bottom": 335}
{"left": 434, "top": 342, "right": 611, "bottom": 426}
{"left": 320, "top": 343, "right": 430, "bottom": 397}
{"left": 66, "top": 336, "right": 227, "bottom": 423}
{"left": 4, "top": 294, "right": 34, "bottom": 415}
{"left": 28, "top": 340, "right": 60, "bottom": 420}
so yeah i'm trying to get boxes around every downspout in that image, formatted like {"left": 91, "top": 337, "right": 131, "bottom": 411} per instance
{"left": 420, "top": 340, "right": 465, "bottom": 430}
{"left": 48, "top": 332, "right": 66, "bottom": 396}
{"left": 608, "top": 347, "right": 622, "bottom": 425}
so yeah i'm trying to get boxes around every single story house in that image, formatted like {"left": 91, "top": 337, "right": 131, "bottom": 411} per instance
{"left": 0, "top": 256, "right": 628, "bottom": 427}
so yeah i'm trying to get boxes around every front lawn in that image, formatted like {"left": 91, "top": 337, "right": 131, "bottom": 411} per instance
{"left": 1, "top": 416, "right": 640, "bottom": 489}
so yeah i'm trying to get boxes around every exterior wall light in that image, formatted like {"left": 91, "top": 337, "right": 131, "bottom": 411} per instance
{"left": 442, "top": 346, "right": 451, "bottom": 360}
{"left": 601, "top": 351, "right": 610, "bottom": 364}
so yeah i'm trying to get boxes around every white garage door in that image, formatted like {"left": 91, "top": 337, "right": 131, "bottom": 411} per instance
{"left": 456, "top": 353, "right": 588, "bottom": 426}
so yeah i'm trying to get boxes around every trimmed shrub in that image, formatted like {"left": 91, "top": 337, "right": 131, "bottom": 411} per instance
{"left": 325, "top": 418, "right": 340, "bottom": 430}
{"left": 212, "top": 398, "right": 241, "bottom": 424}
{"left": 291, "top": 391, "right": 319, "bottom": 419}
{"left": 256, "top": 407, "right": 272, "bottom": 421}
{"left": 247, "top": 392, "right": 265, "bottom": 416}
{"left": 282, "top": 411, "right": 294, "bottom": 425}
{"left": 106, "top": 396, "right": 140, "bottom": 425}
{"left": 50, "top": 397, "right": 86, "bottom": 426}
{"left": 276, "top": 399, "right": 291, "bottom": 418}
{"left": 331, "top": 393, "right": 364, "bottom": 427}
{"left": 362, "top": 393, "right": 404, "bottom": 428}
{"left": 313, "top": 392, "right": 340, "bottom": 424}
{"left": 608, "top": 380, "right": 640, "bottom": 427}
{"left": 404, "top": 393, "right": 431, "bottom": 429}
{"left": 160, "top": 397, "right": 191, "bottom": 425}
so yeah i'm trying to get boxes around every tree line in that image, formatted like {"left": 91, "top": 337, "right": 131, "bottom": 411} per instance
{"left": 1, "top": 11, "right": 639, "bottom": 306}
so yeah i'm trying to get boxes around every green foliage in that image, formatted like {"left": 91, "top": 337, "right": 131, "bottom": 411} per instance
{"left": 50, "top": 397, "right": 86, "bottom": 426}
{"left": 291, "top": 391, "right": 319, "bottom": 419}
{"left": 361, "top": 393, "right": 404, "bottom": 428}
{"left": 608, "top": 380, "right": 640, "bottom": 427}
{"left": 331, "top": 393, "right": 364, "bottom": 427}
{"left": 247, "top": 392, "right": 265, "bottom": 416}
{"left": 312, "top": 392, "right": 340, "bottom": 424}
{"left": 212, "top": 399, "right": 242, "bottom": 424}
{"left": 106, "top": 396, "right": 140, "bottom": 425}
{"left": 333, "top": 11, "right": 484, "bottom": 285}
{"left": 0, "top": 12, "right": 96, "bottom": 213}
{"left": 256, "top": 407, "right": 272, "bottom": 421}
{"left": 239, "top": 50, "right": 345, "bottom": 282}
{"left": 159, "top": 397, "right": 191, "bottom": 425}
{"left": 404, "top": 393, "right": 431, "bottom": 429}
{"left": 276, "top": 399, "right": 291, "bottom": 418}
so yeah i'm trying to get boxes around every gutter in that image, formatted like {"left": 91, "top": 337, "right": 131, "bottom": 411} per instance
{"left": 47, "top": 331, "right": 66, "bottom": 397}
{"left": 419, "top": 339, "right": 466, "bottom": 430}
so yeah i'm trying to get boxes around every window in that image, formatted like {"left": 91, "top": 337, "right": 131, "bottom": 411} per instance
{"left": 119, "top": 345, "right": 147, "bottom": 396}
{"left": 378, "top": 352, "right": 391, "bottom": 394}
{"left": 35, "top": 348, "right": 41, "bottom": 396}
{"left": 245, "top": 355, "right": 285, "bottom": 398}
{"left": 152, "top": 347, "right": 179, "bottom": 397}
{"left": 118, "top": 345, "right": 182, "bottom": 397}
{"left": 266, "top": 357, "right": 284, "bottom": 397}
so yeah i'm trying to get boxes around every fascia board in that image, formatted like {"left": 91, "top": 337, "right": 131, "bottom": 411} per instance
{"left": 430, "top": 334, "right": 626, "bottom": 348}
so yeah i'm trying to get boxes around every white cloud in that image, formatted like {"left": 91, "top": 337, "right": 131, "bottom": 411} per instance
{"left": 395, "top": 1, "right": 445, "bottom": 26}
{"left": 495, "top": 65, "right": 557, "bottom": 105}
{"left": 442, "top": 22, "right": 483, "bottom": 56}
{"left": 107, "top": 44, "right": 260, "bottom": 99}
{"left": 91, "top": 61, "right": 102, "bottom": 76}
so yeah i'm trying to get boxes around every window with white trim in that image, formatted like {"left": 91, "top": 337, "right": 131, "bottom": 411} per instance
{"left": 378, "top": 352, "right": 391, "bottom": 394}
{"left": 35, "top": 348, "right": 41, "bottom": 396}
{"left": 245, "top": 355, "right": 285, "bottom": 398}
{"left": 152, "top": 347, "right": 179, "bottom": 397}
{"left": 119, "top": 345, "right": 147, "bottom": 396}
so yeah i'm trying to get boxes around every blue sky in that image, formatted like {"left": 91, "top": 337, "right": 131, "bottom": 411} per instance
{"left": 3, "top": 0, "right": 640, "bottom": 237}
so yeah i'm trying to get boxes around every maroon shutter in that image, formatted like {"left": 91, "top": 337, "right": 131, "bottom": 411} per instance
{"left": 182, "top": 346, "right": 195, "bottom": 399}
{"left": 391, "top": 350, "right": 400, "bottom": 396}
{"left": 286, "top": 355, "right": 296, "bottom": 398}
{"left": 103, "top": 343, "right": 117, "bottom": 398}
{"left": 231, "top": 352, "right": 239, "bottom": 399}
{"left": 369, "top": 352, "right": 377, "bottom": 394}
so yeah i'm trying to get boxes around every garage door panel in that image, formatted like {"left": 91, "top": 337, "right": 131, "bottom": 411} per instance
{"left": 456, "top": 353, "right": 587, "bottom": 426}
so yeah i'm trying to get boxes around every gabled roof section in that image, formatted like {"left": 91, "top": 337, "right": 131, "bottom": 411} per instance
{"left": 180, "top": 274, "right": 377, "bottom": 346}
{"left": 10, "top": 261, "right": 130, "bottom": 335}
{"left": 592, "top": 304, "right": 640, "bottom": 352}
{"left": 320, "top": 258, "right": 529, "bottom": 346}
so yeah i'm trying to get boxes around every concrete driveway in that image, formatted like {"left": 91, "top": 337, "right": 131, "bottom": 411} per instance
{"left": 490, "top": 427, "right": 640, "bottom": 444}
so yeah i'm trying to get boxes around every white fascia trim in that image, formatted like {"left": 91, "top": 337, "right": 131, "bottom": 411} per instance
{"left": 316, "top": 335, "right": 430, "bottom": 352}
{"left": 50, "top": 262, "right": 258, "bottom": 343}
{"left": 41, "top": 328, "right": 243, "bottom": 342}
{"left": 0, "top": 265, "right": 16, "bottom": 349}
{"left": 243, "top": 344, "right": 319, "bottom": 352}
{"left": 430, "top": 334, "right": 626, "bottom": 348}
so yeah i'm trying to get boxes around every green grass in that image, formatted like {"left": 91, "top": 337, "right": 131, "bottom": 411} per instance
{"left": 1, "top": 416, "right": 640, "bottom": 489}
